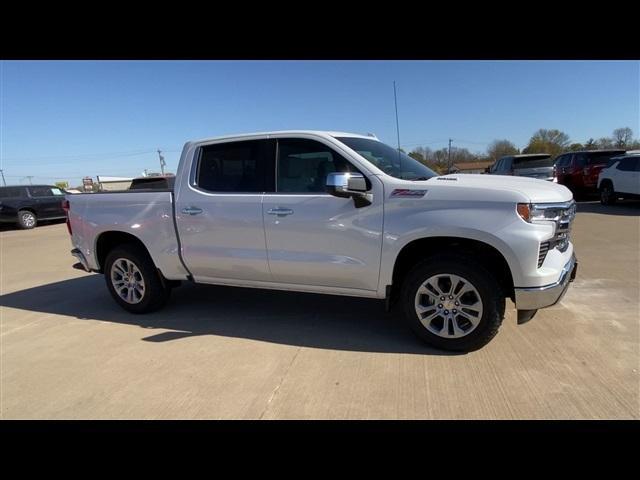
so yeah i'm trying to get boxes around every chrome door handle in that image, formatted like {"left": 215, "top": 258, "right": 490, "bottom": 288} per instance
{"left": 267, "top": 207, "right": 294, "bottom": 217}
{"left": 181, "top": 206, "right": 203, "bottom": 215}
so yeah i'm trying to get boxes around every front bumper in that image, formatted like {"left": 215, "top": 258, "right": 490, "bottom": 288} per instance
{"left": 514, "top": 253, "right": 577, "bottom": 310}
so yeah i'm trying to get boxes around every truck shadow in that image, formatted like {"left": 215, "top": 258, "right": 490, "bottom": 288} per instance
{"left": 0, "top": 274, "right": 458, "bottom": 355}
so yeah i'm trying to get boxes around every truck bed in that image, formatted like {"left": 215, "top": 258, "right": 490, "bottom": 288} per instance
{"left": 67, "top": 191, "right": 190, "bottom": 280}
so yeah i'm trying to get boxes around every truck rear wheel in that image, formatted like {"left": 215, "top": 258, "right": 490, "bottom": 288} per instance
{"left": 104, "top": 244, "right": 170, "bottom": 313}
{"left": 401, "top": 255, "right": 505, "bottom": 352}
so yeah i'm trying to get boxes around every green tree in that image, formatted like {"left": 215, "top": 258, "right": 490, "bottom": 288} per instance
{"left": 55, "top": 181, "right": 69, "bottom": 190}
{"left": 568, "top": 143, "right": 584, "bottom": 151}
{"left": 486, "top": 139, "right": 519, "bottom": 161}
{"left": 523, "top": 129, "right": 570, "bottom": 157}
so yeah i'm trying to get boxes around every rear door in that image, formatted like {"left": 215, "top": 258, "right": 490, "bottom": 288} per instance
{"left": 27, "top": 186, "right": 66, "bottom": 218}
{"left": 175, "top": 138, "right": 276, "bottom": 282}
{"left": 616, "top": 157, "right": 640, "bottom": 194}
{"left": 261, "top": 137, "right": 384, "bottom": 291}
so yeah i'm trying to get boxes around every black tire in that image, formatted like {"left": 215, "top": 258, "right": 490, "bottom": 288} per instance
{"left": 104, "top": 244, "right": 170, "bottom": 313}
{"left": 400, "top": 255, "right": 505, "bottom": 352}
{"left": 600, "top": 182, "right": 616, "bottom": 205}
{"left": 17, "top": 210, "right": 37, "bottom": 229}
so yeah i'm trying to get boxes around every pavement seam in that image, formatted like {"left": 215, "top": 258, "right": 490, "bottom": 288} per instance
{"left": 258, "top": 346, "right": 302, "bottom": 420}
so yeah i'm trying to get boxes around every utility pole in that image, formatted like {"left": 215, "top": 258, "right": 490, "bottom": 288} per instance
{"left": 0, "top": 169, "right": 6, "bottom": 186}
{"left": 25, "top": 176, "right": 34, "bottom": 185}
{"left": 157, "top": 149, "right": 166, "bottom": 175}
{"left": 447, "top": 139, "right": 453, "bottom": 173}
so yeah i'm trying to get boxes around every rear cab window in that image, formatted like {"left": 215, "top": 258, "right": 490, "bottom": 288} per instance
{"left": 195, "top": 139, "right": 275, "bottom": 193}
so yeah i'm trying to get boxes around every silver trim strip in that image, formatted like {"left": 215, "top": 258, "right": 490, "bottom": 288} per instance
{"left": 515, "top": 253, "right": 577, "bottom": 310}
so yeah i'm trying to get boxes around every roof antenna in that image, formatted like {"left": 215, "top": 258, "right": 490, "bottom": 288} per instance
{"left": 393, "top": 81, "right": 402, "bottom": 176}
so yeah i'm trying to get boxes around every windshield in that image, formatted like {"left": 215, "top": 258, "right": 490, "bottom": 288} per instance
{"left": 336, "top": 137, "right": 438, "bottom": 180}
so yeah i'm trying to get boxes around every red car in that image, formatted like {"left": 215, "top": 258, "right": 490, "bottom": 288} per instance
{"left": 554, "top": 149, "right": 626, "bottom": 198}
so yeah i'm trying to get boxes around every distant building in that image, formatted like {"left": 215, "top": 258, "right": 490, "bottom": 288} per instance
{"left": 451, "top": 161, "right": 494, "bottom": 174}
{"left": 96, "top": 175, "right": 134, "bottom": 191}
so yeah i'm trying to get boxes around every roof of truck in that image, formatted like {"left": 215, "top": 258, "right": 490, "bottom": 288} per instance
{"left": 191, "top": 130, "right": 378, "bottom": 145}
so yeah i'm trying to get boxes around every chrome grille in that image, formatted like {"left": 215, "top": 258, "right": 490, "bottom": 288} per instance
{"left": 538, "top": 241, "right": 551, "bottom": 267}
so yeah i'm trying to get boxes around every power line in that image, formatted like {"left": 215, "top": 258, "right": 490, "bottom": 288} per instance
{"left": 1, "top": 148, "right": 182, "bottom": 162}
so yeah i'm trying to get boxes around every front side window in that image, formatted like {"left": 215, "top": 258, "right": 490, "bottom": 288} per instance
{"left": 556, "top": 154, "right": 572, "bottom": 168}
{"left": 276, "top": 138, "right": 358, "bottom": 193}
{"left": 336, "top": 137, "right": 437, "bottom": 180}
{"left": 196, "top": 139, "right": 274, "bottom": 193}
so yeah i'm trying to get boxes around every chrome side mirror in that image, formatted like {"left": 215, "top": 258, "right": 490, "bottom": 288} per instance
{"left": 326, "top": 172, "right": 372, "bottom": 207}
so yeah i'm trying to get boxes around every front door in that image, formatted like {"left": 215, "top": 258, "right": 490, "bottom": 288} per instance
{"left": 262, "top": 138, "right": 384, "bottom": 292}
{"left": 175, "top": 138, "right": 275, "bottom": 283}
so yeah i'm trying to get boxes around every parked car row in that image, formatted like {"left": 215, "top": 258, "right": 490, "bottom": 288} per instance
{"left": 486, "top": 149, "right": 638, "bottom": 204}
{"left": 597, "top": 153, "right": 640, "bottom": 205}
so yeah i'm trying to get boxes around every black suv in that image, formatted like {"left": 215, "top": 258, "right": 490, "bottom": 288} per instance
{"left": 0, "top": 185, "right": 67, "bottom": 229}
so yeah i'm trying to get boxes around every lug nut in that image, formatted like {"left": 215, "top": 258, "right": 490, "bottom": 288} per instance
{"left": 449, "top": 295, "right": 453, "bottom": 299}
{"left": 455, "top": 301, "right": 459, "bottom": 306}
{"left": 438, "top": 304, "right": 443, "bottom": 308}
{"left": 444, "top": 310, "right": 449, "bottom": 314}
{"left": 453, "top": 309, "right": 457, "bottom": 313}
{"left": 440, "top": 296, "right": 445, "bottom": 301}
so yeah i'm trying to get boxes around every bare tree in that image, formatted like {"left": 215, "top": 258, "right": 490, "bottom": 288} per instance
{"left": 598, "top": 137, "right": 614, "bottom": 149}
{"left": 612, "top": 127, "right": 634, "bottom": 148}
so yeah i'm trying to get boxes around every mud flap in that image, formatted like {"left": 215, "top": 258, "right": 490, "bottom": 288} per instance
{"left": 517, "top": 309, "right": 538, "bottom": 324}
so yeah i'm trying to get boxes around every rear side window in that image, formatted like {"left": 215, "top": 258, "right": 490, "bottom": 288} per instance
{"left": 586, "top": 152, "right": 623, "bottom": 165}
{"left": 28, "top": 186, "right": 63, "bottom": 197}
{"left": 196, "top": 139, "right": 275, "bottom": 193}
{"left": 0, "top": 187, "right": 25, "bottom": 198}
{"left": 276, "top": 138, "right": 359, "bottom": 193}
{"left": 616, "top": 158, "right": 639, "bottom": 172}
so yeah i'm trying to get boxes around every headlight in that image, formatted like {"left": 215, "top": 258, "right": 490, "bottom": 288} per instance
{"left": 517, "top": 203, "right": 574, "bottom": 223}
{"left": 517, "top": 202, "right": 576, "bottom": 260}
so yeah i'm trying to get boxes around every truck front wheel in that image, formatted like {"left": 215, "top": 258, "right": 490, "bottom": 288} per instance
{"left": 104, "top": 244, "right": 170, "bottom": 313}
{"left": 401, "top": 255, "right": 505, "bottom": 351}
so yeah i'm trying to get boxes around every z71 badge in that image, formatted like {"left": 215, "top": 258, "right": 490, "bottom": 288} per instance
{"left": 390, "top": 189, "right": 427, "bottom": 198}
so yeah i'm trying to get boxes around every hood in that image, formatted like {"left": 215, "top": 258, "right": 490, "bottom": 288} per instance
{"left": 426, "top": 174, "right": 573, "bottom": 203}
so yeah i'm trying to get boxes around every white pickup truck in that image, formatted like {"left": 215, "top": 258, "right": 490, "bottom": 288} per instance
{"left": 66, "top": 131, "right": 577, "bottom": 351}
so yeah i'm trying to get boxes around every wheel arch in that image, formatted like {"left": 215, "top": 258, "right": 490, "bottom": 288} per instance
{"left": 390, "top": 236, "right": 515, "bottom": 301}
{"left": 95, "top": 231, "right": 153, "bottom": 274}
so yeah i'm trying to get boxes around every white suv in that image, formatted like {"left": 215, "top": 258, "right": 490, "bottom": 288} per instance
{"left": 598, "top": 154, "right": 640, "bottom": 205}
